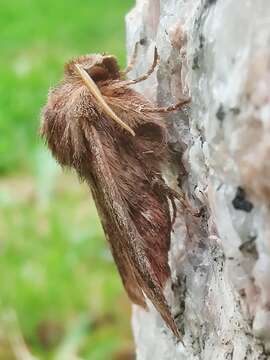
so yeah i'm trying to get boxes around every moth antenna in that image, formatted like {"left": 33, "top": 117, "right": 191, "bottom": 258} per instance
{"left": 122, "top": 41, "right": 140, "bottom": 75}
{"left": 74, "top": 64, "right": 135, "bottom": 136}
{"left": 124, "top": 46, "right": 159, "bottom": 86}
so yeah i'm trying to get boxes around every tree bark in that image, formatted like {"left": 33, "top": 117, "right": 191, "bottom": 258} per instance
{"left": 126, "top": 0, "right": 270, "bottom": 358}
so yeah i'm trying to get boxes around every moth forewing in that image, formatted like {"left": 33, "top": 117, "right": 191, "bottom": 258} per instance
{"left": 83, "top": 125, "right": 179, "bottom": 337}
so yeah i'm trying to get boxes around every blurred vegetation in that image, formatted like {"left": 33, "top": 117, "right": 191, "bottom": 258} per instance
{"left": 0, "top": 0, "right": 134, "bottom": 359}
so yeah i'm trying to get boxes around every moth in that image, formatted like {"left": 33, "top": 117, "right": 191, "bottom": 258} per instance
{"left": 40, "top": 45, "right": 189, "bottom": 338}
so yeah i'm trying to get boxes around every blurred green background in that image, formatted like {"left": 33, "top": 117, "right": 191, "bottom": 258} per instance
{"left": 0, "top": 0, "right": 135, "bottom": 359}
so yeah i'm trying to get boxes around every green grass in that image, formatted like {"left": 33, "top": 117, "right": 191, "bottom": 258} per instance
{"left": 0, "top": 0, "right": 134, "bottom": 358}
{"left": 0, "top": 173, "right": 133, "bottom": 359}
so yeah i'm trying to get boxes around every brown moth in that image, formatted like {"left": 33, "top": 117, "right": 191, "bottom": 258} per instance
{"left": 40, "top": 47, "right": 189, "bottom": 338}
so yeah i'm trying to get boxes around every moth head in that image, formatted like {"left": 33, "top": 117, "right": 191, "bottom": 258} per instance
{"left": 64, "top": 55, "right": 135, "bottom": 136}
{"left": 65, "top": 54, "right": 120, "bottom": 82}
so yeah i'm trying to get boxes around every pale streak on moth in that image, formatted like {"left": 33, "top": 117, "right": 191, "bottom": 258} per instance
{"left": 41, "top": 46, "right": 190, "bottom": 338}
{"left": 74, "top": 64, "right": 135, "bottom": 136}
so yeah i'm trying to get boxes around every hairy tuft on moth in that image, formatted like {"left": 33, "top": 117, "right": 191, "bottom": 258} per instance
{"left": 40, "top": 45, "right": 190, "bottom": 339}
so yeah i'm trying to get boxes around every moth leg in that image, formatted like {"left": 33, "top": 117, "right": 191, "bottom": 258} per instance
{"left": 168, "top": 192, "right": 178, "bottom": 227}
{"left": 151, "top": 177, "right": 200, "bottom": 219}
{"left": 150, "top": 178, "right": 179, "bottom": 225}
{"left": 142, "top": 98, "right": 191, "bottom": 113}
{"left": 124, "top": 47, "right": 159, "bottom": 85}
{"left": 122, "top": 41, "right": 140, "bottom": 75}
{"left": 169, "top": 187, "right": 201, "bottom": 218}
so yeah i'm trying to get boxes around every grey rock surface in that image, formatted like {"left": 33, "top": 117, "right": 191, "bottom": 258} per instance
{"left": 126, "top": 0, "right": 270, "bottom": 359}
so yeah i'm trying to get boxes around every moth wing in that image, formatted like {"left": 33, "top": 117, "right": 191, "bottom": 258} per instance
{"left": 83, "top": 124, "right": 179, "bottom": 337}
{"left": 42, "top": 84, "right": 179, "bottom": 337}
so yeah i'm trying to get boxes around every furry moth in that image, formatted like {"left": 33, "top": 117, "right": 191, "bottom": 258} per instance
{"left": 41, "top": 47, "right": 189, "bottom": 338}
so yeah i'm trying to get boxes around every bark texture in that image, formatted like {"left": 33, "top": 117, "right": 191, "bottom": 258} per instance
{"left": 126, "top": 1, "right": 270, "bottom": 358}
